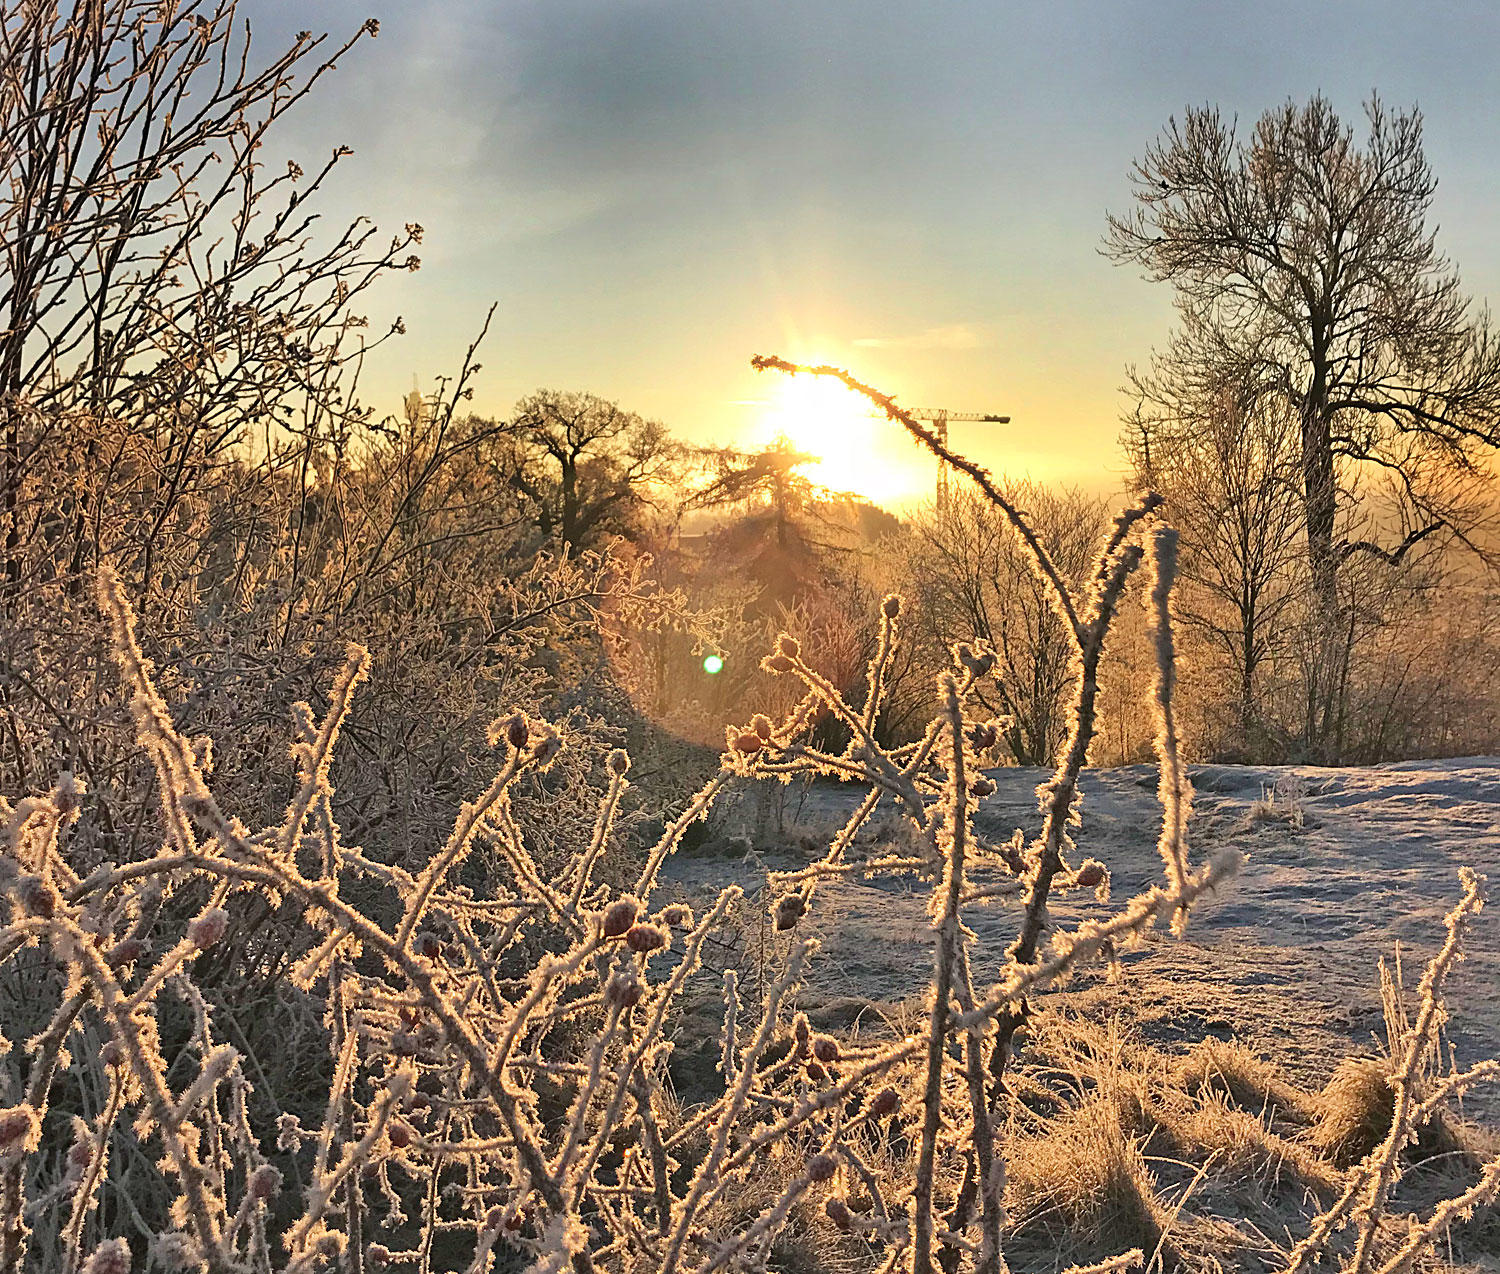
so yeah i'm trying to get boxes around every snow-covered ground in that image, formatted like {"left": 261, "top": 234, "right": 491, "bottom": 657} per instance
{"left": 661, "top": 758, "right": 1500, "bottom": 1115}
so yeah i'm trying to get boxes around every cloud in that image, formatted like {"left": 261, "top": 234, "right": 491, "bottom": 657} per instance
{"left": 852, "top": 324, "right": 988, "bottom": 351}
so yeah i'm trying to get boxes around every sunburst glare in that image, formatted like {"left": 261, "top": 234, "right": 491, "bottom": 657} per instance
{"left": 751, "top": 373, "right": 929, "bottom": 506}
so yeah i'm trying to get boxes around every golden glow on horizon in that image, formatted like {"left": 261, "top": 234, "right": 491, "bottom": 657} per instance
{"left": 752, "top": 374, "right": 929, "bottom": 506}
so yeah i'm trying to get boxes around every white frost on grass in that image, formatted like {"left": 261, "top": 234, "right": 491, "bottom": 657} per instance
{"left": 664, "top": 758, "right": 1500, "bottom": 1115}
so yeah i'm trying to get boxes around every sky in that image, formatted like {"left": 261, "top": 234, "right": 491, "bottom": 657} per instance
{"left": 249, "top": 0, "right": 1500, "bottom": 504}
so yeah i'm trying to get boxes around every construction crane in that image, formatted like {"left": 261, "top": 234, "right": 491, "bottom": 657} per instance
{"left": 892, "top": 407, "right": 1012, "bottom": 512}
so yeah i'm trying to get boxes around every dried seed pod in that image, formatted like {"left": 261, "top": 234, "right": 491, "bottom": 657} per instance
{"left": 413, "top": 931, "right": 442, "bottom": 960}
{"left": 881, "top": 594, "right": 901, "bottom": 619}
{"left": 107, "top": 937, "right": 146, "bottom": 968}
{"left": 968, "top": 721, "right": 999, "bottom": 751}
{"left": 55, "top": 772, "right": 85, "bottom": 816}
{"left": 773, "top": 893, "right": 805, "bottom": 931}
{"left": 732, "top": 732, "right": 764, "bottom": 755}
{"left": 484, "top": 1206, "right": 505, "bottom": 1232}
{"left": 825, "top": 1197, "right": 852, "bottom": 1230}
{"left": 607, "top": 748, "right": 631, "bottom": 777}
{"left": 764, "top": 654, "right": 794, "bottom": 674}
{"left": 67, "top": 1138, "right": 93, "bottom": 1173}
{"left": 777, "top": 634, "right": 801, "bottom": 659}
{"left": 1075, "top": 860, "right": 1107, "bottom": 889}
{"left": 602, "top": 897, "right": 640, "bottom": 938}
{"left": 811, "top": 1035, "right": 840, "bottom": 1063}
{"left": 366, "top": 1244, "right": 393, "bottom": 1269}
{"left": 151, "top": 1233, "right": 199, "bottom": 1271}
{"left": 530, "top": 730, "right": 562, "bottom": 767}
{"left": 792, "top": 1008, "right": 816, "bottom": 1056}
{"left": 276, "top": 1114, "right": 304, "bottom": 1151}
{"left": 100, "top": 1041, "right": 124, "bottom": 1069}
{"left": 187, "top": 907, "right": 229, "bottom": 950}
{"left": 15, "top": 875, "right": 55, "bottom": 919}
{"left": 955, "top": 643, "right": 996, "bottom": 679}
{"left": 248, "top": 1164, "right": 283, "bottom": 1201}
{"left": 807, "top": 1153, "right": 838, "bottom": 1183}
{"left": 867, "top": 1086, "right": 900, "bottom": 1118}
{"left": 1001, "top": 834, "right": 1027, "bottom": 876}
{"left": 388, "top": 1121, "right": 413, "bottom": 1149}
{"left": 805, "top": 1060, "right": 827, "bottom": 1084}
{"left": 660, "top": 903, "right": 693, "bottom": 928}
{"left": 81, "top": 1239, "right": 131, "bottom": 1274}
{"left": 750, "top": 714, "right": 774, "bottom": 740}
{"left": 605, "top": 971, "right": 644, "bottom": 1008}
{"left": 969, "top": 775, "right": 996, "bottom": 798}
{"left": 625, "top": 922, "right": 668, "bottom": 954}
{"left": 501, "top": 712, "right": 529, "bottom": 750}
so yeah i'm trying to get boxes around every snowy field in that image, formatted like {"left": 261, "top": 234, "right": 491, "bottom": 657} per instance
{"left": 661, "top": 758, "right": 1500, "bottom": 1115}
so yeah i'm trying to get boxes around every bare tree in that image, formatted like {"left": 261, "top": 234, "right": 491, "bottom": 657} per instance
{"left": 901, "top": 484, "right": 1104, "bottom": 766}
{"left": 505, "top": 390, "right": 682, "bottom": 554}
{"left": 1126, "top": 377, "right": 1304, "bottom": 755}
{"left": 1106, "top": 94, "right": 1500, "bottom": 752}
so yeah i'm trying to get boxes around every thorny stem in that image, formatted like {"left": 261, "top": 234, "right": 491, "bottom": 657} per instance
{"left": 914, "top": 676, "right": 972, "bottom": 1274}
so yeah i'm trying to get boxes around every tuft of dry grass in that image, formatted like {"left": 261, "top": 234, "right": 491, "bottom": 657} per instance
{"left": 1178, "top": 1095, "right": 1344, "bottom": 1197}
{"left": 1312, "top": 1057, "right": 1400, "bottom": 1168}
{"left": 1173, "top": 1037, "right": 1319, "bottom": 1124}
{"left": 1309, "top": 1056, "right": 1478, "bottom": 1172}
{"left": 1005, "top": 1092, "right": 1170, "bottom": 1268}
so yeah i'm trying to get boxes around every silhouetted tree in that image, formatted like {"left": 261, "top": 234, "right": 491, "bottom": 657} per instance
{"left": 506, "top": 391, "right": 682, "bottom": 553}
{"left": 685, "top": 439, "right": 900, "bottom": 613}
{"left": 1107, "top": 94, "right": 1500, "bottom": 752}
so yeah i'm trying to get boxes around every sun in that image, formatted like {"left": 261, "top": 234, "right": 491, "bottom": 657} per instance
{"left": 751, "top": 375, "right": 928, "bottom": 507}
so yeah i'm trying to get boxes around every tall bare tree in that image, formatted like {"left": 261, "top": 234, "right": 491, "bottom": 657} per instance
{"left": 1106, "top": 94, "right": 1500, "bottom": 753}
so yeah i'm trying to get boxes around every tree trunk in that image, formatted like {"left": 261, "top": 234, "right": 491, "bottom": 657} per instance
{"left": 1299, "top": 391, "right": 1340, "bottom": 759}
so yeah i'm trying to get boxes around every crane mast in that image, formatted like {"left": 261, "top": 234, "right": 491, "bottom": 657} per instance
{"left": 904, "top": 407, "right": 1011, "bottom": 512}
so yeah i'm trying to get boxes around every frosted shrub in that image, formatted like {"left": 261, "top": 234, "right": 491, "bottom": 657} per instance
{"left": 0, "top": 362, "right": 1494, "bottom": 1274}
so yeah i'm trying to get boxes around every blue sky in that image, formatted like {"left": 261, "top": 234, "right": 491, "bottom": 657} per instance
{"left": 254, "top": 0, "right": 1500, "bottom": 496}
